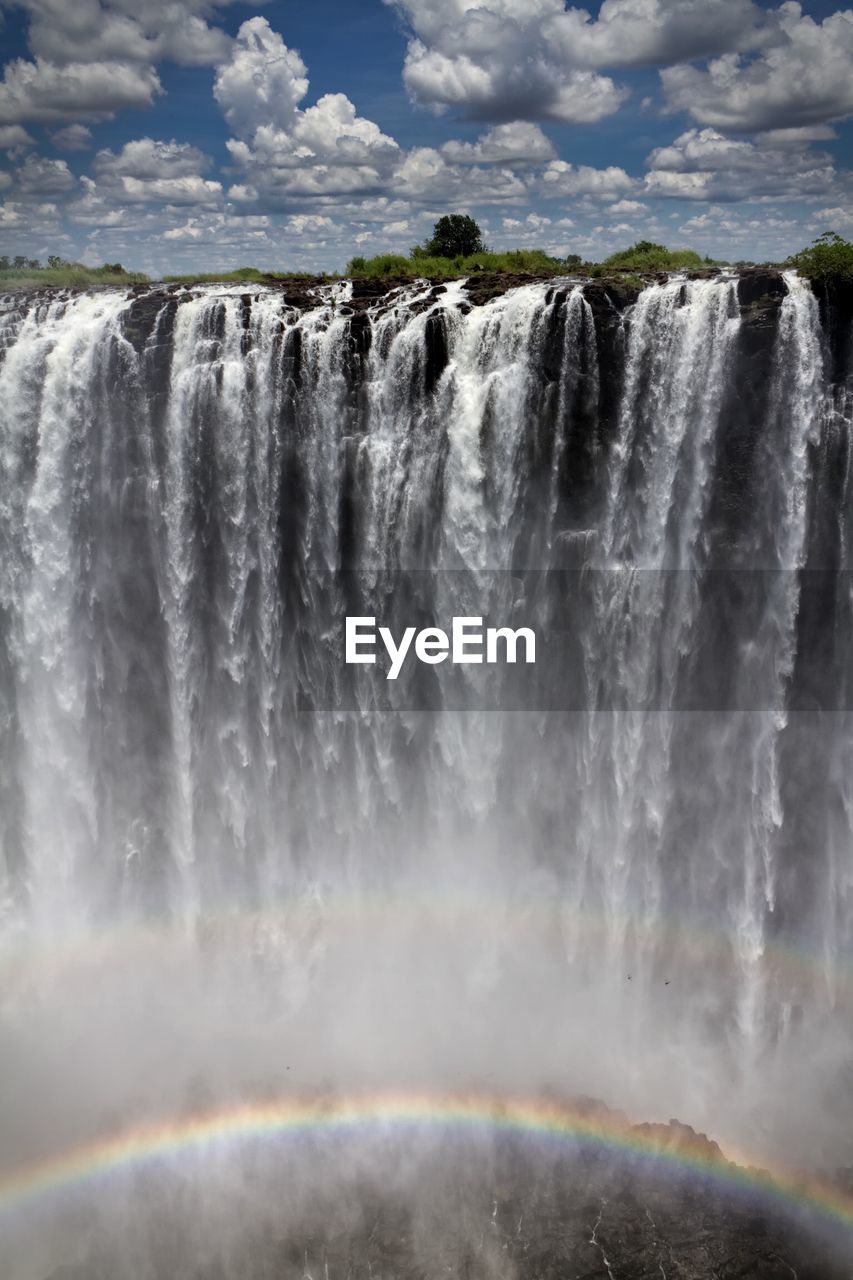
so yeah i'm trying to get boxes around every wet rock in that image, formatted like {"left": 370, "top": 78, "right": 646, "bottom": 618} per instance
{"left": 38, "top": 1118, "right": 852, "bottom": 1280}
{"left": 424, "top": 310, "right": 448, "bottom": 393}
{"left": 737, "top": 267, "right": 787, "bottom": 311}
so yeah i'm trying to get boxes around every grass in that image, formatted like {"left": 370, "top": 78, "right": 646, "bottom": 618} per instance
{"left": 0, "top": 264, "right": 149, "bottom": 287}
{"left": 161, "top": 267, "right": 341, "bottom": 284}
{"left": 345, "top": 248, "right": 565, "bottom": 278}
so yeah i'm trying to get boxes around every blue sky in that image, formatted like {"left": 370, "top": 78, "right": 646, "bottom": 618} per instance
{"left": 0, "top": 0, "right": 851, "bottom": 273}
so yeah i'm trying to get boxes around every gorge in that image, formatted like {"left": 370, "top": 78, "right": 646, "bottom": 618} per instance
{"left": 1, "top": 267, "right": 852, "bottom": 1277}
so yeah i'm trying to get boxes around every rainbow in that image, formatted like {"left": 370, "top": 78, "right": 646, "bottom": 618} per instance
{"left": 1, "top": 1091, "right": 852, "bottom": 1234}
{"left": 3, "top": 895, "right": 849, "bottom": 1008}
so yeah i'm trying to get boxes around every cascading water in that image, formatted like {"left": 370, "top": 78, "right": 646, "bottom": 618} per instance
{"left": 0, "top": 271, "right": 852, "bottom": 1266}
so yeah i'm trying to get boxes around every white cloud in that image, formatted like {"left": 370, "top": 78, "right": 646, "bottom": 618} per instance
{"left": 89, "top": 138, "right": 222, "bottom": 204}
{"left": 440, "top": 121, "right": 555, "bottom": 164}
{"left": 286, "top": 214, "right": 334, "bottom": 234}
{"left": 644, "top": 126, "right": 842, "bottom": 201}
{"left": 760, "top": 125, "right": 838, "bottom": 145}
{"left": 0, "top": 197, "right": 64, "bottom": 242}
{"left": 216, "top": 19, "right": 400, "bottom": 204}
{"left": 214, "top": 19, "right": 527, "bottom": 210}
{"left": 385, "top": 0, "right": 627, "bottom": 122}
{"left": 94, "top": 137, "right": 213, "bottom": 180}
{"left": 812, "top": 205, "right": 853, "bottom": 230}
{"left": 0, "top": 57, "right": 161, "bottom": 124}
{"left": 393, "top": 146, "right": 527, "bottom": 203}
{"left": 15, "top": 152, "right": 76, "bottom": 193}
{"left": 667, "top": 205, "right": 811, "bottom": 262}
{"left": 541, "top": 159, "right": 635, "bottom": 197}
{"left": 119, "top": 174, "right": 222, "bottom": 203}
{"left": 404, "top": 42, "right": 625, "bottom": 122}
{"left": 661, "top": 6, "right": 853, "bottom": 132}
{"left": 162, "top": 212, "right": 271, "bottom": 241}
{"left": 0, "top": 125, "right": 36, "bottom": 150}
{"left": 502, "top": 212, "right": 551, "bottom": 229}
{"left": 50, "top": 124, "right": 93, "bottom": 150}
{"left": 214, "top": 17, "right": 309, "bottom": 136}
{"left": 545, "top": 0, "right": 764, "bottom": 69}
{"left": 15, "top": 0, "right": 236, "bottom": 69}
{"left": 607, "top": 198, "right": 648, "bottom": 214}
{"left": 383, "top": 0, "right": 775, "bottom": 123}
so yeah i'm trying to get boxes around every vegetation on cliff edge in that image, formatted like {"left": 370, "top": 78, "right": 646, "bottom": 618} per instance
{"left": 346, "top": 248, "right": 568, "bottom": 278}
{"left": 787, "top": 232, "right": 853, "bottom": 284}
{"left": 601, "top": 240, "right": 721, "bottom": 271}
{"left": 0, "top": 256, "right": 148, "bottom": 286}
{"left": 161, "top": 266, "right": 340, "bottom": 284}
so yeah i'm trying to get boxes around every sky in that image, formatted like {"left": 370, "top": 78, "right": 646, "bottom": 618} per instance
{"left": 0, "top": 0, "right": 851, "bottom": 274}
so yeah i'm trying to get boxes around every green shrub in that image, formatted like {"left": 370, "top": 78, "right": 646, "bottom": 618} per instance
{"left": 346, "top": 247, "right": 566, "bottom": 279}
{"left": 161, "top": 267, "right": 337, "bottom": 284}
{"left": 0, "top": 262, "right": 149, "bottom": 286}
{"left": 788, "top": 232, "right": 853, "bottom": 283}
{"left": 602, "top": 240, "right": 708, "bottom": 271}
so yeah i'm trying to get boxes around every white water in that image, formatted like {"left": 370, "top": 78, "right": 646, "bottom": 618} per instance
{"left": 0, "top": 274, "right": 850, "bottom": 1177}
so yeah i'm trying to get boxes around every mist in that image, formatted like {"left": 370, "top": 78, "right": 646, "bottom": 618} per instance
{"left": 1, "top": 272, "right": 852, "bottom": 1275}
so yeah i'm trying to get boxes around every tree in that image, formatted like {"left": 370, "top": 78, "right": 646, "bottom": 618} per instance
{"left": 789, "top": 231, "right": 853, "bottom": 284}
{"left": 0, "top": 256, "right": 9, "bottom": 270}
{"left": 423, "top": 214, "right": 485, "bottom": 258}
{"left": 13, "top": 255, "right": 27, "bottom": 269}
{"left": 47, "top": 255, "right": 63, "bottom": 269}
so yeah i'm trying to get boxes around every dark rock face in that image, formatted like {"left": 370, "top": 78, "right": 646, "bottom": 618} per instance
{"left": 736, "top": 267, "right": 788, "bottom": 311}
{"left": 39, "top": 1124, "right": 852, "bottom": 1280}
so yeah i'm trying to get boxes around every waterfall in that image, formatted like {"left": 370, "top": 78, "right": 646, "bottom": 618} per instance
{"left": 0, "top": 272, "right": 850, "bottom": 1165}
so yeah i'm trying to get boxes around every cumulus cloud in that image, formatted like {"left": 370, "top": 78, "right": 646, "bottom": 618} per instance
{"left": 545, "top": 0, "right": 764, "bottom": 69}
{"left": 214, "top": 17, "right": 309, "bottom": 136}
{"left": 0, "top": 57, "right": 161, "bottom": 123}
{"left": 0, "top": 124, "right": 36, "bottom": 150}
{"left": 811, "top": 205, "right": 853, "bottom": 230}
{"left": 162, "top": 212, "right": 271, "bottom": 241}
{"left": 214, "top": 17, "right": 527, "bottom": 209}
{"left": 88, "top": 137, "right": 223, "bottom": 204}
{"left": 661, "top": 5, "right": 853, "bottom": 132}
{"left": 286, "top": 214, "right": 335, "bottom": 234}
{"left": 385, "top": 0, "right": 627, "bottom": 122}
{"left": 0, "top": 2, "right": 238, "bottom": 129}
{"left": 440, "top": 121, "right": 555, "bottom": 164}
{"left": 13, "top": 0, "right": 235, "bottom": 68}
{"left": 541, "top": 158, "right": 635, "bottom": 197}
{"left": 404, "top": 45, "right": 625, "bottom": 123}
{"left": 383, "top": 0, "right": 776, "bottom": 122}
{"left": 644, "top": 126, "right": 841, "bottom": 200}
{"left": 94, "top": 137, "right": 213, "bottom": 180}
{"left": 50, "top": 124, "right": 93, "bottom": 150}
{"left": 216, "top": 19, "right": 401, "bottom": 203}
{"left": 15, "top": 152, "right": 76, "bottom": 193}
{"left": 118, "top": 173, "right": 222, "bottom": 203}
{"left": 607, "top": 198, "right": 648, "bottom": 214}
{"left": 0, "top": 196, "right": 62, "bottom": 229}
{"left": 67, "top": 178, "right": 136, "bottom": 227}
{"left": 393, "top": 146, "right": 527, "bottom": 203}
